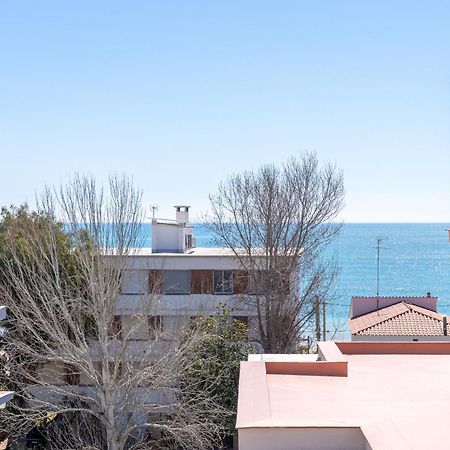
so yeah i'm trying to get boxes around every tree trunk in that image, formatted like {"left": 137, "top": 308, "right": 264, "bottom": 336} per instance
{"left": 105, "top": 402, "right": 121, "bottom": 450}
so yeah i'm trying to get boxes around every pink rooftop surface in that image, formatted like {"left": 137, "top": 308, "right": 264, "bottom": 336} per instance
{"left": 237, "top": 342, "right": 450, "bottom": 449}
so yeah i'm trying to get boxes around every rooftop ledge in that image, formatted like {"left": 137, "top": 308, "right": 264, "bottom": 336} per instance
{"left": 247, "top": 341, "right": 450, "bottom": 383}
{"left": 237, "top": 342, "right": 450, "bottom": 449}
{"left": 252, "top": 342, "right": 349, "bottom": 378}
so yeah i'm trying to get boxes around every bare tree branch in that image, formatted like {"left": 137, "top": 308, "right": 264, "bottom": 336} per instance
{"left": 206, "top": 152, "right": 344, "bottom": 353}
{"left": 0, "top": 175, "right": 228, "bottom": 450}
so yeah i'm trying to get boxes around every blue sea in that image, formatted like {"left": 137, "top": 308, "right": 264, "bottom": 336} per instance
{"left": 142, "top": 223, "right": 450, "bottom": 337}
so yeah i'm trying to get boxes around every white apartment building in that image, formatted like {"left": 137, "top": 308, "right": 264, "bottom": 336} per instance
{"left": 37, "top": 206, "right": 261, "bottom": 388}
{"left": 110, "top": 206, "right": 258, "bottom": 347}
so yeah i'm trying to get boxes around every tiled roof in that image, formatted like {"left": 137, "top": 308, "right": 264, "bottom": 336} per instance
{"left": 350, "top": 302, "right": 449, "bottom": 336}
{"left": 353, "top": 295, "right": 435, "bottom": 299}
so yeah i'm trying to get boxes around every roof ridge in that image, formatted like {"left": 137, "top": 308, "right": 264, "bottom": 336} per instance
{"left": 349, "top": 303, "right": 409, "bottom": 334}
{"left": 349, "top": 302, "right": 445, "bottom": 335}
{"left": 407, "top": 303, "right": 443, "bottom": 321}
{"left": 352, "top": 295, "right": 437, "bottom": 299}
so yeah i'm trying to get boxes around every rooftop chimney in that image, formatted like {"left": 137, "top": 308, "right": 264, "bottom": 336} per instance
{"left": 174, "top": 205, "right": 190, "bottom": 225}
{"left": 151, "top": 205, "right": 194, "bottom": 253}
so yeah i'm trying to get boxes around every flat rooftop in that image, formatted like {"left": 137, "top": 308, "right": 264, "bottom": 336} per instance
{"left": 103, "top": 247, "right": 277, "bottom": 257}
{"left": 237, "top": 342, "right": 450, "bottom": 449}
{"left": 103, "top": 247, "right": 238, "bottom": 257}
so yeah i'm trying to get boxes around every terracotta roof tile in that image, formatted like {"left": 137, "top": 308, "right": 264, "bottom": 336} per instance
{"left": 349, "top": 302, "right": 449, "bottom": 336}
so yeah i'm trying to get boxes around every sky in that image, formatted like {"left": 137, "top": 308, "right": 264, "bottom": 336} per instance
{"left": 0, "top": 1, "right": 449, "bottom": 222}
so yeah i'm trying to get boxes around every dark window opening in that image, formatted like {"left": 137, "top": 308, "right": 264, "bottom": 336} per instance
{"left": 214, "top": 270, "right": 233, "bottom": 294}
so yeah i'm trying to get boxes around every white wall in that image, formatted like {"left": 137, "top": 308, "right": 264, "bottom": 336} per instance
{"left": 151, "top": 223, "right": 185, "bottom": 253}
{"left": 116, "top": 293, "right": 253, "bottom": 316}
{"left": 110, "top": 254, "right": 244, "bottom": 270}
{"left": 238, "top": 427, "right": 370, "bottom": 450}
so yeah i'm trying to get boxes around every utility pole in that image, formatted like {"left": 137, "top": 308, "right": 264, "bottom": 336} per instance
{"left": 150, "top": 204, "right": 159, "bottom": 219}
{"left": 322, "top": 301, "right": 326, "bottom": 341}
{"left": 375, "top": 236, "right": 386, "bottom": 297}
{"left": 315, "top": 299, "right": 321, "bottom": 342}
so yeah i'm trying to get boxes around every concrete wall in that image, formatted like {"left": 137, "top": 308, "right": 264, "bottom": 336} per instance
{"left": 350, "top": 296, "right": 437, "bottom": 318}
{"left": 352, "top": 334, "right": 450, "bottom": 342}
{"left": 151, "top": 223, "right": 185, "bottom": 253}
{"left": 238, "top": 427, "right": 370, "bottom": 450}
{"left": 116, "top": 293, "right": 253, "bottom": 315}
{"left": 116, "top": 255, "right": 244, "bottom": 271}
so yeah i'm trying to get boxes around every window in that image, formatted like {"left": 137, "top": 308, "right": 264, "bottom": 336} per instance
{"left": 213, "top": 270, "right": 233, "bottom": 294}
{"left": 94, "top": 361, "right": 123, "bottom": 382}
{"left": 233, "top": 316, "right": 249, "bottom": 327}
{"left": 109, "top": 315, "right": 122, "bottom": 340}
{"left": 84, "top": 314, "right": 99, "bottom": 339}
{"left": 247, "top": 270, "right": 263, "bottom": 295}
{"left": 64, "top": 364, "right": 80, "bottom": 386}
{"left": 247, "top": 270, "right": 290, "bottom": 295}
{"left": 23, "top": 362, "right": 38, "bottom": 385}
{"left": 191, "top": 270, "right": 213, "bottom": 294}
{"left": 233, "top": 316, "right": 249, "bottom": 339}
{"left": 148, "top": 316, "right": 162, "bottom": 340}
{"left": 149, "top": 270, "right": 163, "bottom": 294}
{"left": 233, "top": 270, "right": 249, "bottom": 294}
{"left": 163, "top": 270, "right": 191, "bottom": 295}
{"left": 121, "top": 270, "right": 148, "bottom": 295}
{"left": 190, "top": 315, "right": 214, "bottom": 330}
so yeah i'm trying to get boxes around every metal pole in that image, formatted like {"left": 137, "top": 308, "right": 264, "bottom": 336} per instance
{"left": 376, "top": 236, "right": 384, "bottom": 297}
{"left": 322, "top": 301, "right": 326, "bottom": 341}
{"left": 315, "top": 299, "right": 321, "bottom": 342}
{"left": 377, "top": 239, "right": 380, "bottom": 296}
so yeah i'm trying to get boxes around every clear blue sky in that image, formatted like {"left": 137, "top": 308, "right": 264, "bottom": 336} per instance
{"left": 1, "top": 1, "right": 449, "bottom": 222}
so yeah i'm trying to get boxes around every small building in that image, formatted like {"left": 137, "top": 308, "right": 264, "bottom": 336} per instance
{"left": 349, "top": 295, "right": 450, "bottom": 341}
{"left": 0, "top": 306, "right": 14, "bottom": 408}
{"left": 237, "top": 341, "right": 450, "bottom": 450}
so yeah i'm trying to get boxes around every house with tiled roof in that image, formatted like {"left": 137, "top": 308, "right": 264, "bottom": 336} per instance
{"left": 349, "top": 295, "right": 450, "bottom": 341}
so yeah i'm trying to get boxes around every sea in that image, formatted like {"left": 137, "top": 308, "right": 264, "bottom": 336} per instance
{"left": 141, "top": 223, "right": 450, "bottom": 338}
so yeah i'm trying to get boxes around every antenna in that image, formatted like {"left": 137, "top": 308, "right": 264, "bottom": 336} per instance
{"left": 375, "top": 236, "right": 387, "bottom": 297}
{"left": 150, "top": 204, "right": 159, "bottom": 219}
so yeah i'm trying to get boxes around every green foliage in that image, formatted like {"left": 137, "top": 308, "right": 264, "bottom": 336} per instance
{"left": 0, "top": 204, "right": 92, "bottom": 399}
{"left": 0, "top": 204, "right": 89, "bottom": 285}
{"left": 181, "top": 305, "right": 253, "bottom": 436}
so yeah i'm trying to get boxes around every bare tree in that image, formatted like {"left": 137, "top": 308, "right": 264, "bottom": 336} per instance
{"left": 206, "top": 152, "right": 344, "bottom": 353}
{"left": 0, "top": 175, "right": 228, "bottom": 450}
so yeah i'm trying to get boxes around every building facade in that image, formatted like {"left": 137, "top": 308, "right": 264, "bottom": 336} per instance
{"left": 109, "top": 206, "right": 261, "bottom": 348}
